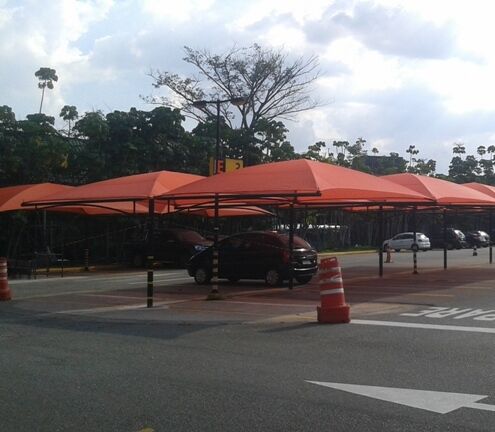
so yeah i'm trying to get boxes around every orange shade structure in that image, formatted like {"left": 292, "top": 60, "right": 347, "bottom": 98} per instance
{"left": 163, "top": 159, "right": 434, "bottom": 205}
{"left": 463, "top": 182, "right": 495, "bottom": 199}
{"left": 24, "top": 170, "right": 204, "bottom": 207}
{"left": 382, "top": 174, "right": 495, "bottom": 206}
{"left": 0, "top": 183, "right": 73, "bottom": 213}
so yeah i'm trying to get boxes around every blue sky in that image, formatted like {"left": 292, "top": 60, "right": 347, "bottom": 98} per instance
{"left": 2, "top": 0, "right": 495, "bottom": 173}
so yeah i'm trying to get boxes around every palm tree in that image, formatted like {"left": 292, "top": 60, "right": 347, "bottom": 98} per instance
{"left": 35, "top": 67, "right": 58, "bottom": 114}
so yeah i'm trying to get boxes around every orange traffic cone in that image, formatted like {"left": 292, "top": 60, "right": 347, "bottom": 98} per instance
{"left": 0, "top": 257, "right": 12, "bottom": 301}
{"left": 316, "top": 257, "right": 350, "bottom": 323}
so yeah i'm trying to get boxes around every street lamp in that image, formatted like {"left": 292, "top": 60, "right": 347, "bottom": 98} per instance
{"left": 192, "top": 96, "right": 248, "bottom": 299}
{"left": 192, "top": 96, "right": 248, "bottom": 175}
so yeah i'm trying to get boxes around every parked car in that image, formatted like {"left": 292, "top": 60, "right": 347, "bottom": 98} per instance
{"left": 125, "top": 228, "right": 212, "bottom": 267}
{"left": 465, "top": 230, "right": 490, "bottom": 247}
{"left": 429, "top": 228, "right": 467, "bottom": 250}
{"left": 383, "top": 232, "right": 431, "bottom": 252}
{"left": 187, "top": 231, "right": 318, "bottom": 286}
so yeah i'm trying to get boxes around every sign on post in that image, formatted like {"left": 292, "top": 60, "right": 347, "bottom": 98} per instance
{"left": 209, "top": 158, "right": 243, "bottom": 175}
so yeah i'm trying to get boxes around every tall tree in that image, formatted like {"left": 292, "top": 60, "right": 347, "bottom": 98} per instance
{"left": 59, "top": 105, "right": 78, "bottom": 137}
{"left": 35, "top": 67, "right": 58, "bottom": 114}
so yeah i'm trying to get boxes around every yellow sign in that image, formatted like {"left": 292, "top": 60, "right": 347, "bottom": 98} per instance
{"left": 225, "top": 158, "right": 243, "bottom": 172}
{"left": 209, "top": 158, "right": 243, "bottom": 175}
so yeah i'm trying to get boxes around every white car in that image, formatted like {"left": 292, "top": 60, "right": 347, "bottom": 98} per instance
{"left": 383, "top": 232, "right": 431, "bottom": 252}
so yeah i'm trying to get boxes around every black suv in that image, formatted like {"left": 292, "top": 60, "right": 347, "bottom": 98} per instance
{"left": 126, "top": 228, "right": 211, "bottom": 267}
{"left": 429, "top": 228, "right": 467, "bottom": 250}
{"left": 187, "top": 231, "right": 318, "bottom": 286}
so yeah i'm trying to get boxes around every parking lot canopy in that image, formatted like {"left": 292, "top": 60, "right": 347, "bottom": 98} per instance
{"left": 463, "top": 183, "right": 495, "bottom": 199}
{"left": 383, "top": 174, "right": 495, "bottom": 206}
{"left": 163, "top": 159, "right": 434, "bottom": 205}
{"left": 24, "top": 171, "right": 204, "bottom": 206}
{"left": 0, "top": 183, "right": 73, "bottom": 212}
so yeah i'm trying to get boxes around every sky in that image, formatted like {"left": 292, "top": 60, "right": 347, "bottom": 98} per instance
{"left": 1, "top": 0, "right": 495, "bottom": 174}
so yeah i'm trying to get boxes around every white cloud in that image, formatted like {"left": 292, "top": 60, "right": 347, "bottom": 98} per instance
{"left": 3, "top": 0, "right": 495, "bottom": 174}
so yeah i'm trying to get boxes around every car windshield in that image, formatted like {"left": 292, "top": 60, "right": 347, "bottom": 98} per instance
{"left": 278, "top": 234, "right": 312, "bottom": 249}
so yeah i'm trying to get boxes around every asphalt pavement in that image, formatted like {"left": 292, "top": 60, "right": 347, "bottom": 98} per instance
{"left": 1, "top": 248, "right": 495, "bottom": 431}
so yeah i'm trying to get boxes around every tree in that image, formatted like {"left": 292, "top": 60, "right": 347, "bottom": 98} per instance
{"left": 35, "top": 67, "right": 58, "bottom": 114}
{"left": 147, "top": 44, "right": 320, "bottom": 130}
{"left": 452, "top": 142, "right": 466, "bottom": 155}
{"left": 405, "top": 145, "right": 419, "bottom": 171}
{"left": 60, "top": 105, "right": 78, "bottom": 137}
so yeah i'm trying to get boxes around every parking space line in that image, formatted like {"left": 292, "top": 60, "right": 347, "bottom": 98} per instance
{"left": 351, "top": 319, "right": 495, "bottom": 334}
{"left": 222, "top": 300, "right": 315, "bottom": 308}
{"left": 128, "top": 277, "right": 190, "bottom": 285}
{"left": 349, "top": 290, "right": 454, "bottom": 297}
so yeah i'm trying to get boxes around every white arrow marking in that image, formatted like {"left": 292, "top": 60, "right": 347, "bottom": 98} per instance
{"left": 306, "top": 381, "right": 495, "bottom": 414}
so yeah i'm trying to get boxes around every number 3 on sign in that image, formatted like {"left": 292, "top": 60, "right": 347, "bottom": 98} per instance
{"left": 225, "top": 158, "right": 243, "bottom": 172}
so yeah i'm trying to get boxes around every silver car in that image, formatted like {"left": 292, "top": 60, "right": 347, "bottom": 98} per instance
{"left": 383, "top": 232, "right": 431, "bottom": 252}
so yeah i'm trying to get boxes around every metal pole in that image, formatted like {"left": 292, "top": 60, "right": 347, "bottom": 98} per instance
{"left": 288, "top": 200, "right": 295, "bottom": 290}
{"left": 207, "top": 194, "right": 222, "bottom": 300}
{"left": 378, "top": 206, "right": 383, "bottom": 277}
{"left": 490, "top": 210, "right": 493, "bottom": 264}
{"left": 413, "top": 207, "right": 418, "bottom": 275}
{"left": 215, "top": 100, "right": 220, "bottom": 174}
{"left": 443, "top": 209, "right": 447, "bottom": 270}
{"left": 146, "top": 198, "right": 155, "bottom": 308}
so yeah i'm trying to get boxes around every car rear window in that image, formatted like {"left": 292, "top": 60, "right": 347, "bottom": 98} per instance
{"left": 278, "top": 234, "right": 312, "bottom": 249}
{"left": 174, "top": 230, "right": 206, "bottom": 243}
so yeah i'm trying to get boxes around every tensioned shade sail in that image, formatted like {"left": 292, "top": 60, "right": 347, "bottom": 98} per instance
{"left": 162, "top": 159, "right": 434, "bottom": 205}
{"left": 24, "top": 170, "right": 205, "bottom": 206}
{"left": 382, "top": 174, "right": 495, "bottom": 206}
{"left": 0, "top": 183, "right": 73, "bottom": 212}
{"left": 463, "top": 182, "right": 495, "bottom": 199}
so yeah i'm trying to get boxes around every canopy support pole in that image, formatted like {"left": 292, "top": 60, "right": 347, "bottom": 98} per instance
{"left": 443, "top": 209, "right": 448, "bottom": 270}
{"left": 490, "top": 210, "right": 493, "bottom": 264}
{"left": 378, "top": 206, "right": 384, "bottom": 277}
{"left": 413, "top": 207, "right": 418, "bottom": 275}
{"left": 288, "top": 199, "right": 295, "bottom": 290}
{"left": 146, "top": 198, "right": 155, "bottom": 308}
{"left": 207, "top": 194, "right": 222, "bottom": 300}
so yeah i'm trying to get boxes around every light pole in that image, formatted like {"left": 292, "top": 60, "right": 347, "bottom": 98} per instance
{"left": 192, "top": 96, "right": 248, "bottom": 299}
{"left": 192, "top": 97, "right": 247, "bottom": 175}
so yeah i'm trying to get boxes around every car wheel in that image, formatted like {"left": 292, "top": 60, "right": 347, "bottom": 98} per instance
{"left": 265, "top": 269, "right": 282, "bottom": 287}
{"left": 394, "top": 249, "right": 400, "bottom": 252}
{"left": 295, "top": 275, "right": 312, "bottom": 284}
{"left": 422, "top": 249, "right": 428, "bottom": 252}
{"left": 411, "top": 244, "right": 419, "bottom": 252}
{"left": 383, "top": 243, "right": 389, "bottom": 252}
{"left": 194, "top": 267, "right": 211, "bottom": 285}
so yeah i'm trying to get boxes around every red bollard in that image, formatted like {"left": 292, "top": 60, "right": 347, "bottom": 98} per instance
{"left": 317, "top": 257, "right": 350, "bottom": 324}
{"left": 0, "top": 257, "right": 12, "bottom": 301}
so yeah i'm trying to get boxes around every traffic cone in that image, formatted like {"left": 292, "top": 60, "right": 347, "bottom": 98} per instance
{"left": 385, "top": 246, "right": 393, "bottom": 263}
{"left": 473, "top": 245, "right": 478, "bottom": 256}
{"left": 316, "top": 257, "right": 350, "bottom": 324}
{"left": 0, "top": 257, "right": 12, "bottom": 301}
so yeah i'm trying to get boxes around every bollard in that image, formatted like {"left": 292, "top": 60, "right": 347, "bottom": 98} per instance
{"left": 0, "top": 257, "right": 12, "bottom": 301}
{"left": 473, "top": 245, "right": 478, "bottom": 256}
{"left": 385, "top": 246, "right": 393, "bottom": 263}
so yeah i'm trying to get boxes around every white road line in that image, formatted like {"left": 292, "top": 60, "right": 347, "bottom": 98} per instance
{"left": 128, "top": 277, "right": 191, "bottom": 285}
{"left": 351, "top": 319, "right": 495, "bottom": 334}
{"left": 8, "top": 276, "right": 88, "bottom": 284}
{"left": 349, "top": 291, "right": 453, "bottom": 297}
{"left": 222, "top": 300, "right": 314, "bottom": 308}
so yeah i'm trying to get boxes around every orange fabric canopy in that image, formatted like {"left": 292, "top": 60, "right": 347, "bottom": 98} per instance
{"left": 163, "top": 159, "right": 434, "bottom": 205}
{"left": 0, "top": 183, "right": 73, "bottom": 212}
{"left": 463, "top": 182, "right": 495, "bottom": 199}
{"left": 382, "top": 174, "right": 495, "bottom": 206}
{"left": 24, "top": 170, "right": 204, "bottom": 206}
